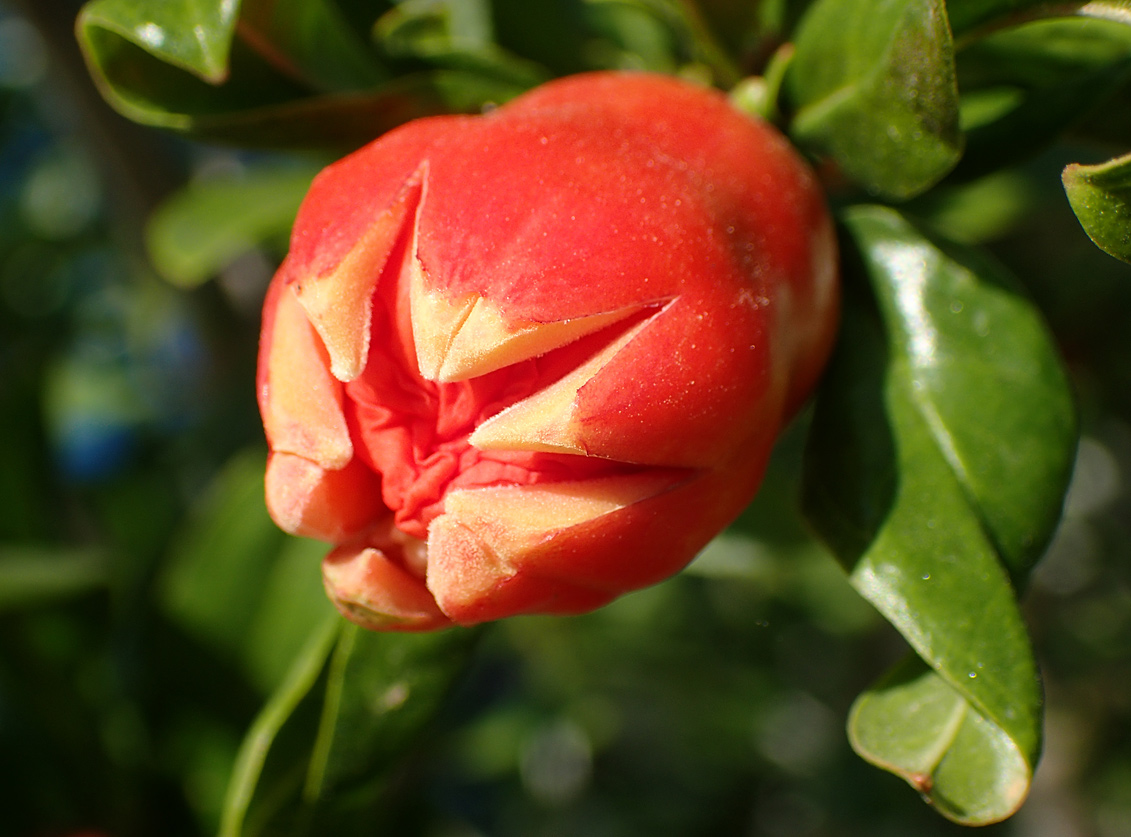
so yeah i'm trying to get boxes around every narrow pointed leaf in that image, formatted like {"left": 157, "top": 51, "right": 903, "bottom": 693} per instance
{"left": 803, "top": 205, "right": 1076, "bottom": 824}
{"left": 785, "top": 0, "right": 962, "bottom": 199}
{"left": 220, "top": 612, "right": 341, "bottom": 837}
{"left": 1064, "top": 150, "right": 1131, "bottom": 263}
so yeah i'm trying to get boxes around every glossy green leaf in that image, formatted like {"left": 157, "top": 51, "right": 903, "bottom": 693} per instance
{"left": 0, "top": 545, "right": 107, "bottom": 610}
{"left": 77, "top": 0, "right": 388, "bottom": 98}
{"left": 803, "top": 205, "right": 1076, "bottom": 824}
{"left": 844, "top": 205, "right": 1075, "bottom": 577}
{"left": 849, "top": 656, "right": 1033, "bottom": 824}
{"left": 785, "top": 0, "right": 962, "bottom": 199}
{"left": 954, "top": 17, "right": 1131, "bottom": 180}
{"left": 78, "top": 0, "right": 311, "bottom": 134}
{"left": 78, "top": 0, "right": 525, "bottom": 147}
{"left": 78, "top": 0, "right": 241, "bottom": 84}
{"left": 220, "top": 619, "right": 480, "bottom": 835}
{"left": 1063, "top": 150, "right": 1131, "bottom": 263}
{"left": 147, "top": 164, "right": 320, "bottom": 288}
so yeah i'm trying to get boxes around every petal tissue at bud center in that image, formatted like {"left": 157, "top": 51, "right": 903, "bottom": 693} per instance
{"left": 257, "top": 71, "right": 839, "bottom": 631}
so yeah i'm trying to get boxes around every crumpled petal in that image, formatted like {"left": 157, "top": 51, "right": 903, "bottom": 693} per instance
{"left": 258, "top": 71, "right": 839, "bottom": 631}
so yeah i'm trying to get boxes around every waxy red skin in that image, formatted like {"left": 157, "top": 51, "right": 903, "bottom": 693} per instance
{"left": 258, "top": 72, "right": 838, "bottom": 631}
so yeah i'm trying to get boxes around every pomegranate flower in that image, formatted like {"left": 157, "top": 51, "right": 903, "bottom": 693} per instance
{"left": 257, "top": 72, "right": 838, "bottom": 631}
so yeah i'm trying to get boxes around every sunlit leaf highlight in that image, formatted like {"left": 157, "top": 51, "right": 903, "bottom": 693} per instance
{"left": 803, "top": 205, "right": 1076, "bottom": 824}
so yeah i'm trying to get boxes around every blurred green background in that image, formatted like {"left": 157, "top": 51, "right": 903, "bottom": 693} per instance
{"left": 3, "top": 1, "right": 1131, "bottom": 835}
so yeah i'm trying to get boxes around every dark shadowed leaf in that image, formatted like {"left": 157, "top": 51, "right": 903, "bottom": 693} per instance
{"left": 785, "top": 0, "right": 962, "bottom": 199}
{"left": 239, "top": 0, "right": 388, "bottom": 92}
{"left": 948, "top": 0, "right": 1131, "bottom": 39}
{"left": 0, "top": 545, "right": 107, "bottom": 610}
{"left": 1064, "top": 150, "right": 1131, "bottom": 263}
{"left": 77, "top": 0, "right": 532, "bottom": 148}
{"left": 374, "top": 0, "right": 549, "bottom": 89}
{"left": 220, "top": 613, "right": 341, "bottom": 837}
{"left": 582, "top": 0, "right": 741, "bottom": 84}
{"left": 159, "top": 447, "right": 340, "bottom": 695}
{"left": 953, "top": 17, "right": 1131, "bottom": 180}
{"left": 220, "top": 620, "right": 480, "bottom": 836}
{"left": 302, "top": 625, "right": 480, "bottom": 802}
{"left": 159, "top": 448, "right": 287, "bottom": 664}
{"left": 803, "top": 205, "right": 1076, "bottom": 824}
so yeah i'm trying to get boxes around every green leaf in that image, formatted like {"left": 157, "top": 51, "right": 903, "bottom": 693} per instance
{"left": 803, "top": 205, "right": 1076, "bottom": 824}
{"left": 220, "top": 612, "right": 341, "bottom": 837}
{"left": 147, "top": 164, "right": 321, "bottom": 288}
{"left": 77, "top": 0, "right": 241, "bottom": 84}
{"left": 181, "top": 72, "right": 531, "bottom": 147}
{"left": 220, "top": 620, "right": 480, "bottom": 835}
{"left": 954, "top": 17, "right": 1131, "bottom": 180}
{"left": 243, "top": 537, "right": 338, "bottom": 695}
{"left": 907, "top": 169, "right": 1039, "bottom": 245}
{"left": 948, "top": 0, "right": 1131, "bottom": 39}
{"left": 159, "top": 447, "right": 340, "bottom": 697}
{"left": 582, "top": 0, "right": 741, "bottom": 84}
{"left": 159, "top": 447, "right": 287, "bottom": 664}
{"left": 78, "top": 0, "right": 523, "bottom": 148}
{"left": 303, "top": 624, "right": 479, "bottom": 802}
{"left": 375, "top": 0, "right": 498, "bottom": 54}
{"left": 849, "top": 656, "right": 1034, "bottom": 825}
{"left": 1063, "top": 150, "right": 1131, "bottom": 264}
{"left": 238, "top": 0, "right": 388, "bottom": 92}
{"left": 0, "top": 545, "right": 107, "bottom": 610}
{"left": 785, "top": 0, "right": 962, "bottom": 199}
{"left": 374, "top": 0, "right": 549, "bottom": 90}
{"left": 78, "top": 0, "right": 311, "bottom": 134}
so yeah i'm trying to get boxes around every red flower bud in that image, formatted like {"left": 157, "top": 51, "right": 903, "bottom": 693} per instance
{"left": 258, "top": 72, "right": 838, "bottom": 630}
